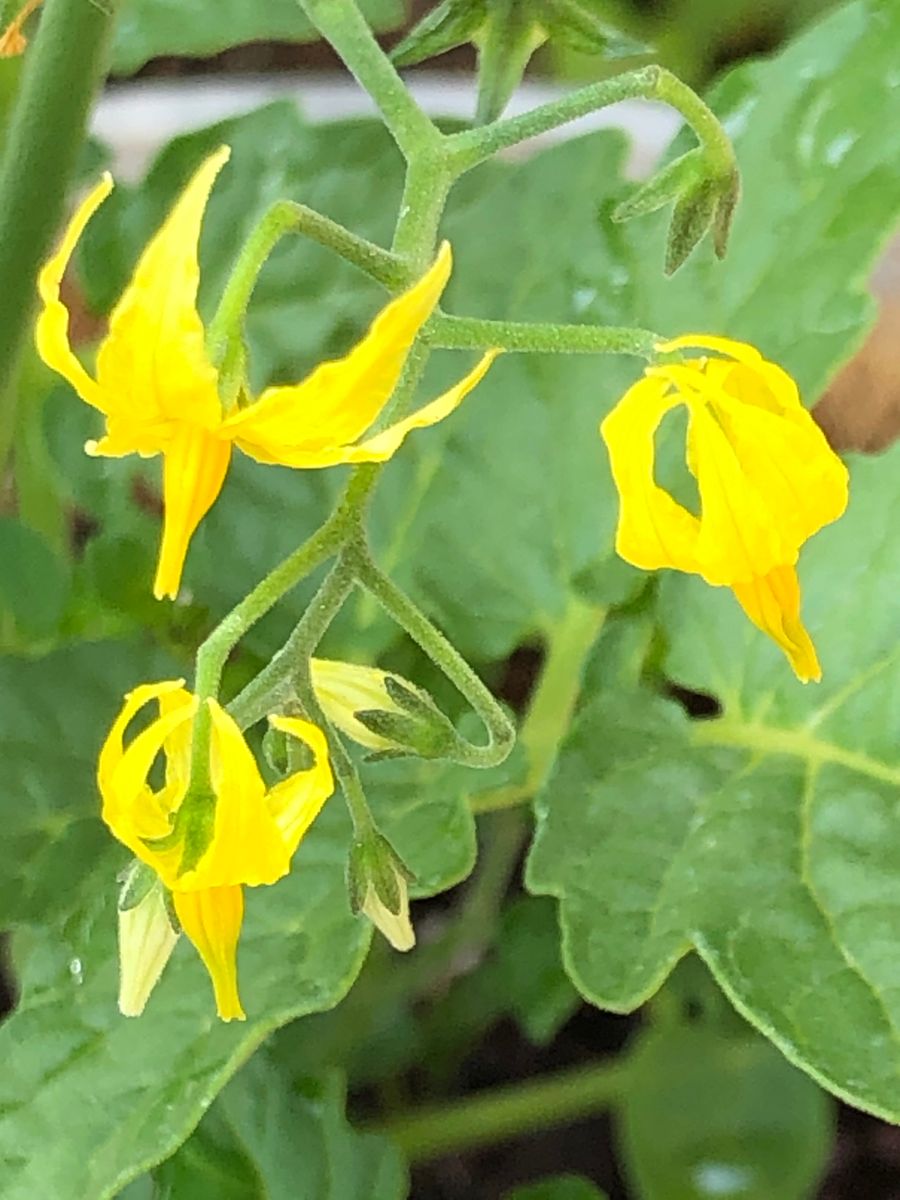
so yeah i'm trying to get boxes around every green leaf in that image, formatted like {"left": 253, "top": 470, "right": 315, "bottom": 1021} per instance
{"left": 110, "top": 0, "right": 407, "bottom": 77}
{"left": 528, "top": 443, "right": 900, "bottom": 1120}
{"left": 505, "top": 1178, "right": 609, "bottom": 1200}
{"left": 0, "top": 517, "right": 68, "bottom": 642}
{"left": 125, "top": 1055, "right": 405, "bottom": 1199}
{"left": 617, "top": 1024, "right": 833, "bottom": 1200}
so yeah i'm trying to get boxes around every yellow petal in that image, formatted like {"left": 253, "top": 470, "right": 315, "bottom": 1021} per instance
{"left": 96, "top": 147, "right": 229, "bottom": 429}
{"left": 339, "top": 349, "right": 498, "bottom": 464}
{"left": 154, "top": 426, "right": 232, "bottom": 600}
{"left": 309, "top": 657, "right": 400, "bottom": 751}
{"left": 699, "top": 388, "right": 847, "bottom": 565}
{"left": 98, "top": 680, "right": 190, "bottom": 796}
{"left": 656, "top": 333, "right": 763, "bottom": 363}
{"left": 177, "top": 700, "right": 290, "bottom": 889}
{"left": 35, "top": 174, "right": 113, "bottom": 413}
{"left": 599, "top": 374, "right": 702, "bottom": 573}
{"left": 173, "top": 885, "right": 246, "bottom": 1021}
{"left": 731, "top": 564, "right": 821, "bottom": 683}
{"left": 266, "top": 715, "right": 335, "bottom": 853}
{"left": 103, "top": 698, "right": 198, "bottom": 865}
{"left": 684, "top": 400, "right": 788, "bottom": 586}
{"left": 223, "top": 243, "right": 453, "bottom": 462}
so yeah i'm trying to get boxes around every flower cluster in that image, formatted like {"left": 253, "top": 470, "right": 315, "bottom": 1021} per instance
{"left": 37, "top": 145, "right": 848, "bottom": 1021}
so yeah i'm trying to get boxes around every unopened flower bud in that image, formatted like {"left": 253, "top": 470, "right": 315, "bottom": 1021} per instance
{"left": 347, "top": 833, "right": 416, "bottom": 952}
{"left": 117, "top": 862, "right": 179, "bottom": 1017}
{"left": 310, "top": 658, "right": 460, "bottom": 760}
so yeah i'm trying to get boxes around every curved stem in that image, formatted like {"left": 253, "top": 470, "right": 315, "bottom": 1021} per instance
{"left": 428, "top": 314, "right": 659, "bottom": 359}
{"left": 207, "top": 198, "right": 409, "bottom": 408}
{"left": 350, "top": 541, "right": 516, "bottom": 769}
{"left": 367, "top": 1057, "right": 630, "bottom": 1161}
{"left": 0, "top": 0, "right": 120, "bottom": 452}
{"left": 228, "top": 556, "right": 357, "bottom": 729}
{"left": 297, "top": 0, "right": 439, "bottom": 160}
{"left": 444, "top": 64, "right": 734, "bottom": 177}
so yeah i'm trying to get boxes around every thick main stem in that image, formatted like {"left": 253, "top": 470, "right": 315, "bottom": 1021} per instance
{"left": 298, "top": 0, "right": 438, "bottom": 159}
{"left": 0, "top": 0, "right": 120, "bottom": 443}
{"left": 368, "top": 1058, "right": 630, "bottom": 1161}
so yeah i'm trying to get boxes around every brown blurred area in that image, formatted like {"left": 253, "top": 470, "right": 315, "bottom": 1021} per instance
{"left": 814, "top": 241, "right": 900, "bottom": 453}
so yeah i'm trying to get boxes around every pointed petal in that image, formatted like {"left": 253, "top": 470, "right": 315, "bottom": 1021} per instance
{"left": 224, "top": 243, "right": 453, "bottom": 461}
{"left": 180, "top": 700, "right": 290, "bottom": 889}
{"left": 102, "top": 697, "right": 198, "bottom": 873}
{"left": 96, "top": 147, "right": 229, "bottom": 428}
{"left": 599, "top": 375, "right": 702, "bottom": 573}
{"left": 154, "top": 426, "right": 232, "bottom": 600}
{"left": 174, "top": 885, "right": 246, "bottom": 1020}
{"left": 731, "top": 564, "right": 821, "bottom": 683}
{"left": 98, "top": 680, "right": 189, "bottom": 795}
{"left": 35, "top": 174, "right": 113, "bottom": 413}
{"left": 655, "top": 333, "right": 763, "bottom": 363}
{"left": 340, "top": 349, "right": 498, "bottom": 464}
{"left": 310, "top": 657, "right": 399, "bottom": 751}
{"left": 265, "top": 715, "right": 334, "bottom": 854}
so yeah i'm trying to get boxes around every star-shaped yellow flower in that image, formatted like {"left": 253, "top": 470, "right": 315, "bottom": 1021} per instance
{"left": 99, "top": 680, "right": 334, "bottom": 1019}
{"left": 37, "top": 146, "right": 495, "bottom": 600}
{"left": 600, "top": 334, "right": 849, "bottom": 681}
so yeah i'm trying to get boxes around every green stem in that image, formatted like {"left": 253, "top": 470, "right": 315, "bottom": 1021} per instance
{"left": 472, "top": 597, "right": 606, "bottom": 813}
{"left": 444, "top": 64, "right": 733, "bottom": 175}
{"left": 228, "top": 556, "right": 357, "bottom": 729}
{"left": 297, "top": 0, "right": 439, "bottom": 160}
{"left": 188, "top": 511, "right": 347, "bottom": 795}
{"left": 207, "top": 198, "right": 409, "bottom": 409}
{"left": 428, "top": 315, "right": 659, "bottom": 358}
{"left": 350, "top": 542, "right": 515, "bottom": 769}
{"left": 390, "top": 150, "right": 453, "bottom": 267}
{"left": 0, "top": 0, "right": 120, "bottom": 459}
{"left": 368, "top": 1058, "right": 630, "bottom": 1161}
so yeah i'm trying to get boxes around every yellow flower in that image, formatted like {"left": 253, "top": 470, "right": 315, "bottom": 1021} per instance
{"left": 37, "top": 146, "right": 497, "bottom": 600}
{"left": 98, "top": 680, "right": 334, "bottom": 1019}
{"left": 600, "top": 334, "right": 849, "bottom": 682}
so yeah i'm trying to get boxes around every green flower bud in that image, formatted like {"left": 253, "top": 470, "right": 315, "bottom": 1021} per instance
{"left": 310, "top": 658, "right": 461, "bottom": 760}
{"left": 391, "top": 0, "right": 486, "bottom": 68}
{"left": 614, "top": 149, "right": 741, "bottom": 274}
{"left": 347, "top": 833, "right": 416, "bottom": 952}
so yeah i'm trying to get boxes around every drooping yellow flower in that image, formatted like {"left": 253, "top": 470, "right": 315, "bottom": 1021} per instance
{"left": 600, "top": 334, "right": 849, "bottom": 682}
{"left": 37, "top": 146, "right": 497, "bottom": 600}
{"left": 98, "top": 680, "right": 334, "bottom": 1019}
{"left": 0, "top": 0, "right": 43, "bottom": 56}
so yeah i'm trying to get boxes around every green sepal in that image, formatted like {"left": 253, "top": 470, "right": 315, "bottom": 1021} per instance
{"left": 664, "top": 178, "right": 718, "bottom": 275}
{"left": 390, "top": 0, "right": 486, "bottom": 68}
{"left": 712, "top": 165, "right": 741, "bottom": 259}
{"left": 612, "top": 149, "right": 703, "bottom": 222}
{"left": 539, "top": 0, "right": 648, "bottom": 57}
{"left": 116, "top": 859, "right": 157, "bottom": 913}
{"left": 346, "top": 832, "right": 416, "bottom": 916}
{"left": 475, "top": 0, "right": 547, "bottom": 125}
{"left": 355, "top": 674, "right": 461, "bottom": 760}
{"left": 163, "top": 888, "right": 182, "bottom": 935}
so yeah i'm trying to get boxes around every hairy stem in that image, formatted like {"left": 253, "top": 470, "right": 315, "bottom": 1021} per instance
{"left": 445, "top": 64, "right": 734, "bottom": 177}
{"left": 298, "top": 0, "right": 439, "bottom": 159}
{"left": 428, "top": 315, "right": 659, "bottom": 358}
{"left": 350, "top": 542, "right": 515, "bottom": 769}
